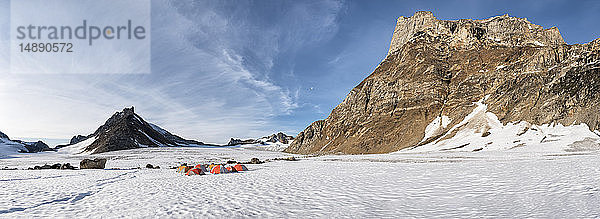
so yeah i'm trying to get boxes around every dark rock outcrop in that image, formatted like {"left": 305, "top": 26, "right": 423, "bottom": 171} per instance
{"left": 17, "top": 141, "right": 53, "bottom": 153}
{"left": 227, "top": 138, "right": 258, "bottom": 146}
{"left": 70, "top": 135, "right": 88, "bottom": 145}
{"left": 0, "top": 131, "right": 9, "bottom": 140}
{"left": 286, "top": 11, "right": 600, "bottom": 154}
{"left": 264, "top": 132, "right": 295, "bottom": 144}
{"left": 80, "top": 158, "right": 107, "bottom": 169}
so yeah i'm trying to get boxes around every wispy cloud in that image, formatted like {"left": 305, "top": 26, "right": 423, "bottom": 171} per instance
{"left": 0, "top": 0, "right": 344, "bottom": 143}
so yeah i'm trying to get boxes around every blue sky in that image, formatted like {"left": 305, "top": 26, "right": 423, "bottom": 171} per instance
{"left": 0, "top": 0, "right": 599, "bottom": 143}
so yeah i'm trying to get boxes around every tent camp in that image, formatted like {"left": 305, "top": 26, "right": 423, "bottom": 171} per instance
{"left": 194, "top": 164, "right": 208, "bottom": 172}
{"left": 210, "top": 165, "right": 230, "bottom": 174}
{"left": 177, "top": 166, "right": 191, "bottom": 174}
{"left": 233, "top": 164, "right": 249, "bottom": 171}
{"left": 186, "top": 168, "right": 205, "bottom": 176}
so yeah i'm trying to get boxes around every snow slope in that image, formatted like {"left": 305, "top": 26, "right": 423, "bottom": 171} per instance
{"left": 405, "top": 99, "right": 600, "bottom": 153}
{"left": 239, "top": 141, "right": 290, "bottom": 152}
{"left": 0, "top": 137, "right": 27, "bottom": 158}
{"left": 57, "top": 137, "right": 98, "bottom": 155}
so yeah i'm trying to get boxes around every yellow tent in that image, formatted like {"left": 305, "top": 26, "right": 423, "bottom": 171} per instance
{"left": 176, "top": 166, "right": 191, "bottom": 174}
{"left": 208, "top": 164, "right": 216, "bottom": 171}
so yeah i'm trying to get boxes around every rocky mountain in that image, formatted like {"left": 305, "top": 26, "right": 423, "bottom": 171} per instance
{"left": 13, "top": 140, "right": 52, "bottom": 153}
{"left": 227, "top": 132, "right": 294, "bottom": 146}
{"left": 286, "top": 11, "right": 600, "bottom": 154}
{"left": 227, "top": 138, "right": 258, "bottom": 146}
{"left": 0, "top": 131, "right": 52, "bottom": 156}
{"left": 59, "top": 107, "right": 206, "bottom": 154}
{"left": 0, "top": 131, "right": 9, "bottom": 140}
{"left": 69, "top": 135, "right": 87, "bottom": 145}
{"left": 227, "top": 132, "right": 294, "bottom": 152}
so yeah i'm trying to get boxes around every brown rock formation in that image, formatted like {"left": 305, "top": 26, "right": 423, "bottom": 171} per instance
{"left": 286, "top": 11, "right": 600, "bottom": 155}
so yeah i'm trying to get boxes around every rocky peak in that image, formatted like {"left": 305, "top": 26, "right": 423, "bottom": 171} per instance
{"left": 60, "top": 106, "right": 205, "bottom": 154}
{"left": 388, "top": 11, "right": 565, "bottom": 55}
{"left": 69, "top": 135, "right": 88, "bottom": 145}
{"left": 0, "top": 131, "right": 9, "bottom": 140}
{"left": 265, "top": 132, "right": 295, "bottom": 144}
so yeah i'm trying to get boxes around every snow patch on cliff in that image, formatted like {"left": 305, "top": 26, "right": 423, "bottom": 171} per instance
{"left": 407, "top": 99, "right": 600, "bottom": 153}
{"left": 421, "top": 116, "right": 451, "bottom": 142}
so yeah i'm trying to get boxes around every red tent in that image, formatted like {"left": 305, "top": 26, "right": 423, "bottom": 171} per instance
{"left": 226, "top": 166, "right": 238, "bottom": 173}
{"left": 233, "top": 164, "right": 249, "bottom": 171}
{"left": 210, "top": 165, "right": 230, "bottom": 174}
{"left": 186, "top": 168, "right": 205, "bottom": 176}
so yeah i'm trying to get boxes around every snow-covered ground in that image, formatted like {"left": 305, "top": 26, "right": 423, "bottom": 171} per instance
{"left": 2, "top": 146, "right": 600, "bottom": 218}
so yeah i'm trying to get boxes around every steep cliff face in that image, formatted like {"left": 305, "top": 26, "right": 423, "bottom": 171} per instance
{"left": 286, "top": 11, "right": 600, "bottom": 154}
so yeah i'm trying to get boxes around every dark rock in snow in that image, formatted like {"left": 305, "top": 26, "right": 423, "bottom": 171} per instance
{"left": 61, "top": 163, "right": 75, "bottom": 170}
{"left": 80, "top": 158, "right": 107, "bottom": 169}
{"left": 249, "top": 158, "right": 262, "bottom": 164}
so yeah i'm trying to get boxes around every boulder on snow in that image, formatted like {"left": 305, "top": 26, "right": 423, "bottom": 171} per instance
{"left": 61, "top": 163, "right": 75, "bottom": 170}
{"left": 249, "top": 158, "right": 263, "bottom": 164}
{"left": 80, "top": 158, "right": 107, "bottom": 169}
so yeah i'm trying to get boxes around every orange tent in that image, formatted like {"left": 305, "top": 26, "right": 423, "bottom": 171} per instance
{"left": 194, "top": 164, "right": 208, "bottom": 172}
{"left": 226, "top": 166, "right": 238, "bottom": 173}
{"left": 176, "top": 166, "right": 191, "bottom": 174}
{"left": 210, "top": 165, "right": 230, "bottom": 174}
{"left": 208, "top": 164, "right": 216, "bottom": 171}
{"left": 233, "top": 164, "right": 249, "bottom": 171}
{"left": 186, "top": 168, "right": 205, "bottom": 176}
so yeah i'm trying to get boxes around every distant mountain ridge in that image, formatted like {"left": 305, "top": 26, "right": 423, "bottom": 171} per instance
{"left": 226, "top": 132, "right": 294, "bottom": 146}
{"left": 59, "top": 107, "right": 208, "bottom": 154}
{"left": 0, "top": 131, "right": 53, "bottom": 156}
{"left": 226, "top": 132, "right": 295, "bottom": 152}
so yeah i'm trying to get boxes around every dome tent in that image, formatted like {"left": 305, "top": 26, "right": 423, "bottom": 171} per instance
{"left": 233, "top": 164, "right": 249, "bottom": 171}
{"left": 210, "top": 165, "right": 230, "bottom": 174}
{"left": 194, "top": 164, "right": 208, "bottom": 172}
{"left": 186, "top": 168, "right": 205, "bottom": 176}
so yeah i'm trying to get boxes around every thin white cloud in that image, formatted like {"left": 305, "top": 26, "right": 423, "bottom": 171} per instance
{"left": 0, "top": 0, "right": 344, "bottom": 143}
